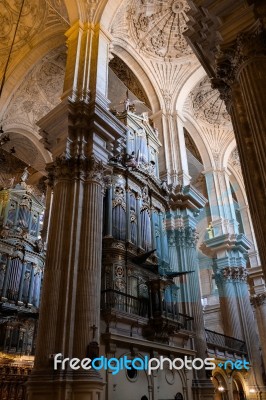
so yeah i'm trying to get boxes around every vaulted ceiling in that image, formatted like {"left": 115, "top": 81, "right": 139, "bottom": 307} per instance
{"left": 0, "top": 0, "right": 241, "bottom": 187}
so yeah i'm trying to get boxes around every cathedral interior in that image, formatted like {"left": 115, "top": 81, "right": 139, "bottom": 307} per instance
{"left": 0, "top": 0, "right": 266, "bottom": 399}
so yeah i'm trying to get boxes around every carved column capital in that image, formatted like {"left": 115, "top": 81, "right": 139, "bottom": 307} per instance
{"left": 251, "top": 293, "right": 266, "bottom": 308}
{"left": 47, "top": 155, "right": 110, "bottom": 187}
{"left": 215, "top": 24, "right": 266, "bottom": 83}
{"left": 220, "top": 266, "right": 248, "bottom": 282}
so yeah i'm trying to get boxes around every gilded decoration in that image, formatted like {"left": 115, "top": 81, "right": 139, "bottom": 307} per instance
{"left": 129, "top": 0, "right": 192, "bottom": 59}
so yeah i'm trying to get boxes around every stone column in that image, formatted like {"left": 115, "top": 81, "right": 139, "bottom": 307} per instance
{"left": 213, "top": 25, "right": 266, "bottom": 276}
{"left": 203, "top": 168, "right": 238, "bottom": 237}
{"left": 27, "top": 19, "right": 127, "bottom": 400}
{"left": 41, "top": 185, "right": 53, "bottom": 243}
{"left": 170, "top": 186, "right": 213, "bottom": 397}
{"left": 150, "top": 111, "right": 191, "bottom": 185}
{"left": 215, "top": 270, "right": 244, "bottom": 340}
{"left": 251, "top": 293, "right": 266, "bottom": 369}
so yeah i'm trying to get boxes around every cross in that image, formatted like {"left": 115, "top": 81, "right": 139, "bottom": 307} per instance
{"left": 91, "top": 324, "right": 98, "bottom": 339}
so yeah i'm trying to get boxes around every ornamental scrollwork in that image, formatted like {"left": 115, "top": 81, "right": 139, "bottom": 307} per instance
{"left": 251, "top": 293, "right": 266, "bottom": 308}
{"left": 47, "top": 155, "right": 107, "bottom": 187}
{"left": 129, "top": 0, "right": 192, "bottom": 59}
{"left": 221, "top": 267, "right": 248, "bottom": 282}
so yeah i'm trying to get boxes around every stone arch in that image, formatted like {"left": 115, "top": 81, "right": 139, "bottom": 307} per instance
{"left": 212, "top": 370, "right": 229, "bottom": 400}
{"left": 1, "top": 128, "right": 51, "bottom": 173}
{"left": 222, "top": 139, "right": 237, "bottom": 170}
{"left": 176, "top": 65, "right": 206, "bottom": 112}
{"left": 63, "top": 0, "right": 79, "bottom": 23}
{"left": 232, "top": 372, "right": 248, "bottom": 400}
{"left": 99, "top": 0, "right": 124, "bottom": 29}
{"left": 182, "top": 118, "right": 213, "bottom": 170}
{"left": 111, "top": 46, "right": 161, "bottom": 114}
{"left": 0, "top": 35, "right": 66, "bottom": 120}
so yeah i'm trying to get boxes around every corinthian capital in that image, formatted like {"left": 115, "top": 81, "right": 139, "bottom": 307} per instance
{"left": 47, "top": 154, "right": 109, "bottom": 187}
{"left": 251, "top": 293, "right": 266, "bottom": 308}
{"left": 221, "top": 266, "right": 248, "bottom": 282}
{"left": 216, "top": 23, "right": 266, "bottom": 86}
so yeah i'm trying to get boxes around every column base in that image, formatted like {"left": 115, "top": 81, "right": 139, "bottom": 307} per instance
{"left": 192, "top": 379, "right": 214, "bottom": 400}
{"left": 27, "top": 370, "right": 105, "bottom": 400}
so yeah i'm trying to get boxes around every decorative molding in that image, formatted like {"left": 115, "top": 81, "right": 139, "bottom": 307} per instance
{"left": 4, "top": 46, "right": 66, "bottom": 132}
{"left": 251, "top": 293, "right": 266, "bottom": 308}
{"left": 47, "top": 155, "right": 107, "bottom": 186}
{"left": 109, "top": 56, "right": 150, "bottom": 107}
{"left": 129, "top": 0, "right": 192, "bottom": 60}
{"left": 221, "top": 267, "right": 248, "bottom": 282}
{"left": 191, "top": 76, "right": 231, "bottom": 126}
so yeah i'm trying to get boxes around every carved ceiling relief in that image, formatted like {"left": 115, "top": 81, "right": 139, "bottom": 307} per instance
{"left": 129, "top": 0, "right": 192, "bottom": 60}
{"left": 4, "top": 46, "right": 66, "bottom": 131}
{"left": 229, "top": 147, "right": 243, "bottom": 178}
{"left": 189, "top": 76, "right": 234, "bottom": 166}
{"left": 190, "top": 76, "right": 231, "bottom": 126}
{"left": 0, "top": 0, "right": 45, "bottom": 54}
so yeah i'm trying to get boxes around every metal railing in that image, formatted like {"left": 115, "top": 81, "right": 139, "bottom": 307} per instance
{"left": 101, "top": 289, "right": 193, "bottom": 331}
{"left": 0, "top": 364, "right": 31, "bottom": 400}
{"left": 101, "top": 289, "right": 149, "bottom": 318}
{"left": 205, "top": 329, "right": 247, "bottom": 354}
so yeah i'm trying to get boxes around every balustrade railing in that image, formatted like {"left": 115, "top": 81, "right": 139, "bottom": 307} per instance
{"left": 0, "top": 364, "right": 31, "bottom": 400}
{"left": 205, "top": 329, "right": 247, "bottom": 355}
{"left": 101, "top": 289, "right": 193, "bottom": 330}
{"left": 101, "top": 289, "right": 149, "bottom": 318}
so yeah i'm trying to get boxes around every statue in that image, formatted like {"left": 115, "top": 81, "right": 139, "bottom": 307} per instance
{"left": 125, "top": 151, "right": 138, "bottom": 168}
{"left": 20, "top": 167, "right": 30, "bottom": 183}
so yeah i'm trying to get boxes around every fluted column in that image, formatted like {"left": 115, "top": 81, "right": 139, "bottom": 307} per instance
{"left": 169, "top": 184, "right": 211, "bottom": 393}
{"left": 1, "top": 255, "right": 11, "bottom": 300}
{"left": 27, "top": 14, "right": 126, "bottom": 399}
{"left": 213, "top": 25, "right": 266, "bottom": 276}
{"left": 235, "top": 279, "right": 264, "bottom": 388}
{"left": 73, "top": 169, "right": 104, "bottom": 354}
{"left": 41, "top": 185, "right": 53, "bottom": 242}
{"left": 215, "top": 269, "right": 245, "bottom": 340}
{"left": 27, "top": 157, "right": 107, "bottom": 400}
{"left": 18, "top": 261, "right": 27, "bottom": 304}
{"left": 182, "top": 219, "right": 208, "bottom": 380}
{"left": 251, "top": 293, "right": 266, "bottom": 369}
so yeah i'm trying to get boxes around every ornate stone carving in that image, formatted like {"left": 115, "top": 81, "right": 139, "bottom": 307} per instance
{"left": 191, "top": 76, "right": 231, "bottom": 126}
{"left": 4, "top": 46, "right": 66, "bottom": 134}
{"left": 47, "top": 155, "right": 106, "bottom": 186}
{"left": 109, "top": 56, "right": 150, "bottom": 107}
{"left": 214, "top": 24, "right": 266, "bottom": 104}
{"left": 0, "top": 0, "right": 46, "bottom": 53}
{"left": 251, "top": 293, "right": 266, "bottom": 308}
{"left": 221, "top": 267, "right": 248, "bottom": 282}
{"left": 129, "top": 0, "right": 192, "bottom": 60}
